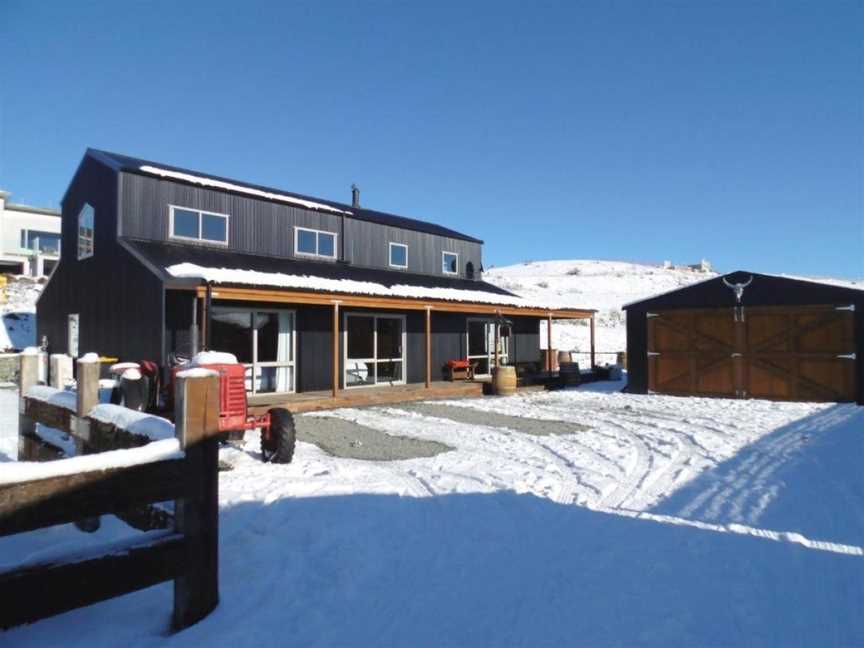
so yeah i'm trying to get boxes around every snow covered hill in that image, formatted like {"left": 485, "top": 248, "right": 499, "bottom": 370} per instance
{"left": 484, "top": 259, "right": 718, "bottom": 361}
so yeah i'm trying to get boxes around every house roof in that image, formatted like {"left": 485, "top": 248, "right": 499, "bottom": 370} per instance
{"left": 88, "top": 149, "right": 483, "bottom": 244}
{"left": 122, "top": 238, "right": 594, "bottom": 315}
{"left": 623, "top": 270, "right": 864, "bottom": 311}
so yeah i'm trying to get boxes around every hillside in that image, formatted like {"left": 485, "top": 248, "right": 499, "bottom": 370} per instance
{"left": 484, "top": 260, "right": 719, "bottom": 362}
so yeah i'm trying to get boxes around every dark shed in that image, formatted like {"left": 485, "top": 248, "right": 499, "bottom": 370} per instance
{"left": 624, "top": 271, "right": 863, "bottom": 404}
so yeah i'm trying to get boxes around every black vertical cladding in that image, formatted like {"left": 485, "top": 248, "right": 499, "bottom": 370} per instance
{"left": 509, "top": 316, "right": 542, "bottom": 364}
{"left": 165, "top": 290, "right": 197, "bottom": 361}
{"left": 118, "top": 172, "right": 484, "bottom": 279}
{"left": 296, "top": 305, "right": 335, "bottom": 392}
{"left": 37, "top": 156, "right": 164, "bottom": 361}
{"left": 624, "top": 311, "right": 648, "bottom": 394}
{"left": 622, "top": 271, "right": 864, "bottom": 403}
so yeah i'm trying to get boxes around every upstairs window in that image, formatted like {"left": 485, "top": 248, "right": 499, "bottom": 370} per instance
{"left": 295, "top": 226, "right": 337, "bottom": 259}
{"left": 389, "top": 243, "right": 408, "bottom": 269}
{"left": 77, "top": 203, "right": 94, "bottom": 259}
{"left": 21, "top": 230, "right": 61, "bottom": 255}
{"left": 170, "top": 206, "right": 229, "bottom": 245}
{"left": 442, "top": 251, "right": 458, "bottom": 275}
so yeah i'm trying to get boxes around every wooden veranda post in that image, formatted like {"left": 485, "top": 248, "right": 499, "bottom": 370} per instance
{"left": 590, "top": 314, "right": 596, "bottom": 369}
{"left": 173, "top": 370, "right": 220, "bottom": 630}
{"left": 546, "top": 314, "right": 553, "bottom": 373}
{"left": 494, "top": 310, "right": 501, "bottom": 370}
{"left": 425, "top": 307, "right": 432, "bottom": 388}
{"left": 331, "top": 301, "right": 340, "bottom": 398}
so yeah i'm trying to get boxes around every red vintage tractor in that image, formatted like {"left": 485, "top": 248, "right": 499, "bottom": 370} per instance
{"left": 115, "top": 356, "right": 296, "bottom": 463}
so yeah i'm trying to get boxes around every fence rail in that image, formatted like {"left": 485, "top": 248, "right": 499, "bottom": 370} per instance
{"left": 1, "top": 353, "right": 221, "bottom": 631}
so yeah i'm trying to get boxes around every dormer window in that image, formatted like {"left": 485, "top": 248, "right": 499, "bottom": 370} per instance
{"left": 77, "top": 203, "right": 94, "bottom": 260}
{"left": 295, "top": 226, "right": 337, "bottom": 259}
{"left": 442, "top": 251, "right": 458, "bottom": 275}
{"left": 170, "top": 206, "right": 229, "bottom": 245}
{"left": 389, "top": 243, "right": 408, "bottom": 269}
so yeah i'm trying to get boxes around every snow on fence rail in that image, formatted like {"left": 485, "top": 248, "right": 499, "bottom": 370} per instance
{"left": 0, "top": 353, "right": 221, "bottom": 632}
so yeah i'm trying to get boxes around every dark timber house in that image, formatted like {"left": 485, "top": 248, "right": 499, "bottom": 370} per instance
{"left": 38, "top": 149, "right": 594, "bottom": 405}
{"left": 624, "top": 271, "right": 862, "bottom": 404}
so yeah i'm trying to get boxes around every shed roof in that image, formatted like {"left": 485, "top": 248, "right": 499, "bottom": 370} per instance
{"left": 623, "top": 270, "right": 864, "bottom": 311}
{"left": 88, "top": 149, "right": 483, "bottom": 244}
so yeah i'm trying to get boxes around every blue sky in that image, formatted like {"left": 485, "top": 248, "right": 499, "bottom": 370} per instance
{"left": 1, "top": 1, "right": 861, "bottom": 278}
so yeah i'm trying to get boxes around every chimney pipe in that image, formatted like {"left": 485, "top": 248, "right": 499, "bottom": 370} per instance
{"left": 351, "top": 184, "right": 360, "bottom": 208}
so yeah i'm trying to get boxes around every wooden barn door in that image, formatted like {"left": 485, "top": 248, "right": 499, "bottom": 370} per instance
{"left": 745, "top": 305, "right": 856, "bottom": 401}
{"left": 647, "top": 308, "right": 738, "bottom": 397}
{"left": 647, "top": 305, "right": 856, "bottom": 402}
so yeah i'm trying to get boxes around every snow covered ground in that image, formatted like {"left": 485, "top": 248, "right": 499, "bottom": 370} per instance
{"left": 2, "top": 383, "right": 862, "bottom": 646}
{"left": 484, "top": 259, "right": 718, "bottom": 362}
{"left": 0, "top": 276, "right": 43, "bottom": 351}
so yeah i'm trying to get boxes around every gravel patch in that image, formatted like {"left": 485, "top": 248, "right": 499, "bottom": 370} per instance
{"left": 297, "top": 413, "right": 452, "bottom": 461}
{"left": 394, "top": 402, "right": 591, "bottom": 436}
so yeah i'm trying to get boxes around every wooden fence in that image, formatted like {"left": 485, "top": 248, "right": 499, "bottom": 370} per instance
{"left": 1, "top": 354, "right": 221, "bottom": 631}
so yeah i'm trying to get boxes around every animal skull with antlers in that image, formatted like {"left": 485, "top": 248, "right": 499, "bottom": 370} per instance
{"left": 722, "top": 275, "right": 753, "bottom": 304}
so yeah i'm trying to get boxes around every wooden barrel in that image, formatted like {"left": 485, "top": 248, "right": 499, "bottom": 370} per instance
{"left": 557, "top": 350, "right": 572, "bottom": 364}
{"left": 559, "top": 362, "right": 581, "bottom": 386}
{"left": 492, "top": 365, "right": 517, "bottom": 396}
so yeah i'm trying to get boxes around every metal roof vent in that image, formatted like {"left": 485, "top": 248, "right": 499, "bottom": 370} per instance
{"left": 351, "top": 184, "right": 360, "bottom": 208}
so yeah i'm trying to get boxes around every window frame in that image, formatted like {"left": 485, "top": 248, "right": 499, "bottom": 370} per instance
{"left": 77, "top": 203, "right": 95, "bottom": 260}
{"left": 442, "top": 250, "right": 459, "bottom": 276}
{"left": 21, "top": 229, "right": 61, "bottom": 255}
{"left": 168, "top": 205, "right": 230, "bottom": 246}
{"left": 388, "top": 242, "right": 409, "bottom": 269}
{"left": 293, "top": 226, "right": 338, "bottom": 260}
{"left": 210, "top": 306, "right": 297, "bottom": 395}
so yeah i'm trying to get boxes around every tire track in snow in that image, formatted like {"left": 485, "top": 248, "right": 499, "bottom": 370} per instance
{"left": 358, "top": 406, "right": 604, "bottom": 506}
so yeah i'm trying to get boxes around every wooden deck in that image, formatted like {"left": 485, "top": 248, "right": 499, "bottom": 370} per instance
{"left": 248, "top": 380, "right": 485, "bottom": 415}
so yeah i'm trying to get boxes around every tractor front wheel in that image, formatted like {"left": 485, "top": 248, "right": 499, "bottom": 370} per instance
{"left": 260, "top": 408, "right": 296, "bottom": 464}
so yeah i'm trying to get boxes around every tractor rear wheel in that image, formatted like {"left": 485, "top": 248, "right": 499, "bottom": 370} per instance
{"left": 261, "top": 408, "right": 296, "bottom": 464}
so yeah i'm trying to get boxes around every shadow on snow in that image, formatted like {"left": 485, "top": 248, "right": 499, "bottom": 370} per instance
{"left": 650, "top": 403, "right": 864, "bottom": 547}
{"left": 6, "top": 488, "right": 862, "bottom": 647}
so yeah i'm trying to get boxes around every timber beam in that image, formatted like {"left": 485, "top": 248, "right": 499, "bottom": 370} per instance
{"left": 194, "top": 286, "right": 594, "bottom": 320}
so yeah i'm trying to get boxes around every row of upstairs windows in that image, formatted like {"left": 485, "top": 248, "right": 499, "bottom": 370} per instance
{"left": 79, "top": 203, "right": 467, "bottom": 276}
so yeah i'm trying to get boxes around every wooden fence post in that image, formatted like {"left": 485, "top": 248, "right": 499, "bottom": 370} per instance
{"left": 173, "top": 370, "right": 220, "bottom": 631}
{"left": 75, "top": 357, "right": 100, "bottom": 441}
{"left": 50, "top": 354, "right": 73, "bottom": 389}
{"left": 74, "top": 356, "right": 102, "bottom": 532}
{"left": 17, "top": 351, "right": 41, "bottom": 461}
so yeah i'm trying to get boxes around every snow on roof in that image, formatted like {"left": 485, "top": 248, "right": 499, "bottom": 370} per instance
{"left": 763, "top": 272, "right": 864, "bottom": 293}
{"left": 0, "top": 438, "right": 182, "bottom": 486}
{"left": 139, "top": 165, "right": 353, "bottom": 216}
{"left": 166, "top": 262, "right": 592, "bottom": 312}
{"left": 621, "top": 270, "right": 864, "bottom": 309}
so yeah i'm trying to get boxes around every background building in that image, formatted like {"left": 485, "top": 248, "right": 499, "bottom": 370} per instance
{"left": 0, "top": 190, "right": 61, "bottom": 276}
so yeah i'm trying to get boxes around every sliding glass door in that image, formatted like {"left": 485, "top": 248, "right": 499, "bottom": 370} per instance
{"left": 466, "top": 319, "right": 509, "bottom": 376}
{"left": 210, "top": 308, "right": 296, "bottom": 394}
{"left": 345, "top": 313, "right": 406, "bottom": 388}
